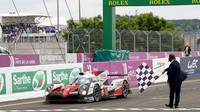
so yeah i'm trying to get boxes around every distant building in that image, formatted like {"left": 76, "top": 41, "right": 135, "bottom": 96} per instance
{"left": 183, "top": 34, "right": 200, "bottom": 51}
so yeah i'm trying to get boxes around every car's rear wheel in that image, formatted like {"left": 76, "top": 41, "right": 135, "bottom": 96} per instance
{"left": 117, "top": 81, "right": 129, "bottom": 98}
{"left": 93, "top": 85, "right": 101, "bottom": 102}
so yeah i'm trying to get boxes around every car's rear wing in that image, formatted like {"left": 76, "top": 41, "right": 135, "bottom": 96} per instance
{"left": 108, "top": 74, "right": 128, "bottom": 76}
{"left": 91, "top": 70, "right": 133, "bottom": 85}
{"left": 92, "top": 70, "right": 132, "bottom": 76}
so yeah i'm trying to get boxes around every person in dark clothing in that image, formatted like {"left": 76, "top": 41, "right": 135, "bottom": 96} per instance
{"left": 184, "top": 43, "right": 191, "bottom": 56}
{"left": 162, "top": 54, "right": 182, "bottom": 108}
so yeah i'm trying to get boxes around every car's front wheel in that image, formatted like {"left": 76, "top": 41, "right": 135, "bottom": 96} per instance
{"left": 45, "top": 95, "right": 52, "bottom": 104}
{"left": 93, "top": 84, "right": 101, "bottom": 102}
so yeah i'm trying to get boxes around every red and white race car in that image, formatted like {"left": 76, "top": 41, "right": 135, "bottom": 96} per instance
{"left": 45, "top": 70, "right": 132, "bottom": 103}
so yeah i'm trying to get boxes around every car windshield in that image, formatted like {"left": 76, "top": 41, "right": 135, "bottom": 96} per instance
{"left": 70, "top": 77, "right": 91, "bottom": 85}
{"left": 0, "top": 47, "right": 10, "bottom": 54}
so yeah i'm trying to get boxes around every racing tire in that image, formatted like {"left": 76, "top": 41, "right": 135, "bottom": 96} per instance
{"left": 116, "top": 81, "right": 129, "bottom": 98}
{"left": 45, "top": 96, "right": 52, "bottom": 104}
{"left": 93, "top": 84, "right": 101, "bottom": 102}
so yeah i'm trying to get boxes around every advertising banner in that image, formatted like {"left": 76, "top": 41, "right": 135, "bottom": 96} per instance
{"left": 129, "top": 52, "right": 147, "bottom": 60}
{"left": 0, "top": 73, "right": 6, "bottom": 95}
{"left": 190, "top": 51, "right": 200, "bottom": 57}
{"left": 153, "top": 58, "right": 180, "bottom": 83}
{"left": 153, "top": 58, "right": 170, "bottom": 83}
{"left": 76, "top": 52, "right": 200, "bottom": 63}
{"left": 147, "top": 52, "right": 165, "bottom": 59}
{"left": 12, "top": 70, "right": 47, "bottom": 93}
{"left": 165, "top": 52, "right": 183, "bottom": 58}
{"left": 77, "top": 53, "right": 95, "bottom": 63}
{"left": 51, "top": 68, "right": 82, "bottom": 86}
{"left": 180, "top": 56, "right": 200, "bottom": 77}
{"left": 0, "top": 54, "right": 39, "bottom": 67}
{"left": 83, "top": 62, "right": 111, "bottom": 72}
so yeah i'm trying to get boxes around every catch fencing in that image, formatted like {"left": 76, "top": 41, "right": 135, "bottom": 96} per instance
{"left": 1, "top": 28, "right": 200, "bottom": 53}
{"left": 65, "top": 28, "right": 199, "bottom": 53}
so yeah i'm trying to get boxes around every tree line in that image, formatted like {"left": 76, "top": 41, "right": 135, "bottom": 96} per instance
{"left": 63, "top": 12, "right": 184, "bottom": 53}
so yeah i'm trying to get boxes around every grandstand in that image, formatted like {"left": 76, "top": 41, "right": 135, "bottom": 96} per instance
{"left": 0, "top": 13, "right": 58, "bottom": 43}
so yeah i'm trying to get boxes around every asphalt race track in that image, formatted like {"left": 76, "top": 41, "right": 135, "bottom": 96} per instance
{"left": 0, "top": 79, "right": 200, "bottom": 112}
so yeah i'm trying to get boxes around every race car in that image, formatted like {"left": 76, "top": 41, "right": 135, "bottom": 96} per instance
{"left": 44, "top": 70, "right": 132, "bottom": 103}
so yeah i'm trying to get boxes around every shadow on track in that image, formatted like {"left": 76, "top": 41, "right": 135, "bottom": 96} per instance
{"left": 42, "top": 97, "right": 127, "bottom": 105}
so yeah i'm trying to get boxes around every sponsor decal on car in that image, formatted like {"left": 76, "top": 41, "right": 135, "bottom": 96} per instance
{"left": 103, "top": 88, "right": 108, "bottom": 96}
{"left": 66, "top": 87, "right": 75, "bottom": 88}
{"left": 100, "top": 74, "right": 107, "bottom": 79}
{"left": 84, "top": 96, "right": 94, "bottom": 101}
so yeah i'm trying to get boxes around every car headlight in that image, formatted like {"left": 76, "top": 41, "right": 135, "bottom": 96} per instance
{"left": 79, "top": 85, "right": 88, "bottom": 95}
{"left": 82, "top": 91, "right": 87, "bottom": 95}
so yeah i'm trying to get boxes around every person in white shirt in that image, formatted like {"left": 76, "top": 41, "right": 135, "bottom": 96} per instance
{"left": 184, "top": 43, "right": 191, "bottom": 56}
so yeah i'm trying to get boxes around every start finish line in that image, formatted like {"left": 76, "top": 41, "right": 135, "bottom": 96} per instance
{"left": 103, "top": 0, "right": 200, "bottom": 50}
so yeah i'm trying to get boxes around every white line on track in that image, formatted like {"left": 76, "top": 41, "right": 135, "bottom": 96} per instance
{"left": 23, "top": 110, "right": 35, "bottom": 112}
{"left": 143, "top": 108, "right": 159, "bottom": 110}
{"left": 128, "top": 108, "right": 143, "bottom": 110}
{"left": 0, "top": 79, "right": 199, "bottom": 109}
{"left": 1, "top": 108, "right": 200, "bottom": 111}
{"left": 112, "top": 108, "right": 127, "bottom": 110}
{"left": 176, "top": 108, "right": 191, "bottom": 110}
{"left": 38, "top": 109, "right": 50, "bottom": 111}
{"left": 68, "top": 109, "right": 82, "bottom": 111}
{"left": 53, "top": 109, "right": 67, "bottom": 111}
{"left": 83, "top": 109, "right": 97, "bottom": 111}
{"left": 97, "top": 108, "right": 112, "bottom": 111}
{"left": 191, "top": 108, "right": 200, "bottom": 110}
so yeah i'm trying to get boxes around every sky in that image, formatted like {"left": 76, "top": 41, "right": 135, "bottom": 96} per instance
{"left": 1, "top": 0, "right": 200, "bottom": 21}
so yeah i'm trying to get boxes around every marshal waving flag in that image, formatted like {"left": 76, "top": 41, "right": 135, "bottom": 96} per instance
{"left": 136, "top": 62, "right": 159, "bottom": 93}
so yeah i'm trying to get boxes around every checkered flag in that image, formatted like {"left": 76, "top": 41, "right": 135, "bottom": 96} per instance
{"left": 136, "top": 62, "right": 159, "bottom": 93}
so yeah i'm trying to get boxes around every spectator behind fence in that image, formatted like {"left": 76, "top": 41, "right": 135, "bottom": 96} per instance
{"left": 2, "top": 25, "right": 55, "bottom": 34}
{"left": 184, "top": 43, "right": 191, "bottom": 57}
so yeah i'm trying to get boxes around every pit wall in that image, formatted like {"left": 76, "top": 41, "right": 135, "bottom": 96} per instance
{"left": 66, "top": 51, "right": 200, "bottom": 63}
{"left": 0, "top": 56, "right": 200, "bottom": 102}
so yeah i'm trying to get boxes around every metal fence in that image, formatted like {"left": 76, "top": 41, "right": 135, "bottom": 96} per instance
{"left": 65, "top": 28, "right": 198, "bottom": 53}
{"left": 1, "top": 33, "right": 64, "bottom": 43}
{"left": 1, "top": 28, "right": 200, "bottom": 53}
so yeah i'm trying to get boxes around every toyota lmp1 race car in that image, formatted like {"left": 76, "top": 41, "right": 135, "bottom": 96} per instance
{"left": 45, "top": 70, "right": 132, "bottom": 103}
